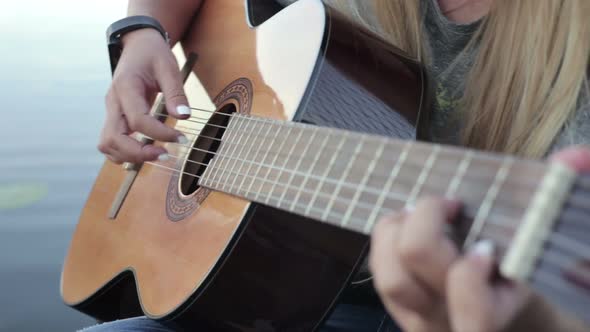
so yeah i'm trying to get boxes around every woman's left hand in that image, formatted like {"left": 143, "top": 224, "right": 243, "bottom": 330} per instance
{"left": 369, "top": 197, "right": 529, "bottom": 332}
{"left": 369, "top": 146, "right": 590, "bottom": 332}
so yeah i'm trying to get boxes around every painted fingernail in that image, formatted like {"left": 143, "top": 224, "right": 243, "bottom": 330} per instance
{"left": 158, "top": 153, "right": 170, "bottom": 161}
{"left": 177, "top": 135, "right": 189, "bottom": 144}
{"left": 176, "top": 105, "right": 191, "bottom": 116}
{"left": 469, "top": 239, "right": 495, "bottom": 258}
{"left": 403, "top": 204, "right": 415, "bottom": 213}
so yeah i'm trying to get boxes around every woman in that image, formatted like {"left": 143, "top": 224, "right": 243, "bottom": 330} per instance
{"left": 88, "top": 0, "right": 590, "bottom": 331}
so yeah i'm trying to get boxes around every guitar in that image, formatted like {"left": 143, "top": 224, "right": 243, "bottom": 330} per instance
{"left": 61, "top": 0, "right": 590, "bottom": 330}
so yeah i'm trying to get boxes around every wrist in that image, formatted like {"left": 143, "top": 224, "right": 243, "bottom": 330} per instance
{"left": 121, "top": 28, "right": 166, "bottom": 48}
{"left": 106, "top": 15, "right": 169, "bottom": 75}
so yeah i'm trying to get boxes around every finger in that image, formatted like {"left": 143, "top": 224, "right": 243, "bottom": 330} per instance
{"left": 549, "top": 146, "right": 590, "bottom": 172}
{"left": 370, "top": 214, "right": 434, "bottom": 314}
{"left": 108, "top": 135, "right": 168, "bottom": 164}
{"left": 449, "top": 240, "right": 532, "bottom": 332}
{"left": 398, "top": 197, "right": 461, "bottom": 294}
{"left": 98, "top": 92, "right": 126, "bottom": 162}
{"left": 116, "top": 78, "right": 184, "bottom": 143}
{"left": 100, "top": 96, "right": 167, "bottom": 163}
{"left": 447, "top": 240, "right": 498, "bottom": 332}
{"left": 154, "top": 56, "right": 191, "bottom": 119}
{"left": 105, "top": 153, "right": 122, "bottom": 164}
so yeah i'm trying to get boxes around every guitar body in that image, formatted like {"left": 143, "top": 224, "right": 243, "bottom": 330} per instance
{"left": 61, "top": 0, "right": 427, "bottom": 330}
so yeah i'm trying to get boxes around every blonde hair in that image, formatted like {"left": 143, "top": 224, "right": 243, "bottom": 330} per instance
{"left": 331, "top": 0, "right": 590, "bottom": 158}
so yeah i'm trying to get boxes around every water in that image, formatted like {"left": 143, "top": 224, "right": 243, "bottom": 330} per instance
{"left": 0, "top": 1, "right": 126, "bottom": 330}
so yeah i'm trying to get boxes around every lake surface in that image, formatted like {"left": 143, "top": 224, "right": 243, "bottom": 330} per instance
{"left": 0, "top": 2, "right": 126, "bottom": 330}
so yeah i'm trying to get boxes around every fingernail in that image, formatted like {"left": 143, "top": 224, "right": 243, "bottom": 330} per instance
{"left": 403, "top": 204, "right": 415, "bottom": 213}
{"left": 469, "top": 239, "right": 495, "bottom": 258}
{"left": 177, "top": 135, "right": 189, "bottom": 144}
{"left": 176, "top": 105, "right": 191, "bottom": 116}
{"left": 158, "top": 153, "right": 170, "bottom": 161}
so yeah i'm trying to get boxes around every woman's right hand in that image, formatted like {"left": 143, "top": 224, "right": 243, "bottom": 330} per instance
{"left": 98, "top": 28, "right": 191, "bottom": 164}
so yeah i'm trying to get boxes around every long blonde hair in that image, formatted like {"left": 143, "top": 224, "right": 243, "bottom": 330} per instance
{"left": 330, "top": 0, "right": 590, "bottom": 158}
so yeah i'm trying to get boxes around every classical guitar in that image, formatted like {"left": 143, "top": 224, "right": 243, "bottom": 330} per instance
{"left": 61, "top": 0, "right": 590, "bottom": 330}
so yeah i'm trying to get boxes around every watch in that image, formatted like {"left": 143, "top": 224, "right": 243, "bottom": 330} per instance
{"left": 106, "top": 15, "right": 170, "bottom": 75}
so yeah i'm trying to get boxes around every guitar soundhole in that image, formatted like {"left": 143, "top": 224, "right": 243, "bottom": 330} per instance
{"left": 165, "top": 77, "right": 252, "bottom": 221}
{"left": 179, "top": 103, "right": 237, "bottom": 196}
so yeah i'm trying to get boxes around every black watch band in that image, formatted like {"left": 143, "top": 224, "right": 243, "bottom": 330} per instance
{"left": 106, "top": 15, "right": 170, "bottom": 76}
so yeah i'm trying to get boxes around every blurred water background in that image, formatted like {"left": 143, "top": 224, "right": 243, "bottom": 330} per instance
{"left": 0, "top": 1, "right": 126, "bottom": 330}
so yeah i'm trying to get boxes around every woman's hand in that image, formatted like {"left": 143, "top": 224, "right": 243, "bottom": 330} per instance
{"left": 370, "top": 197, "right": 529, "bottom": 332}
{"left": 369, "top": 146, "right": 590, "bottom": 332}
{"left": 98, "top": 28, "right": 191, "bottom": 164}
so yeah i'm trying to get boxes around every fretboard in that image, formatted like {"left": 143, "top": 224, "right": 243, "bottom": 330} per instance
{"left": 199, "top": 114, "right": 549, "bottom": 249}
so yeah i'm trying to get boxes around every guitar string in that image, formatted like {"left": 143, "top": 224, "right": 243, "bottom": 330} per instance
{"left": 146, "top": 113, "right": 585, "bottom": 240}
{"left": 166, "top": 137, "right": 537, "bottom": 214}
{"left": 166, "top": 152, "right": 505, "bottom": 221}
{"left": 161, "top": 118, "right": 547, "bottom": 221}
{"left": 154, "top": 107, "right": 545, "bottom": 175}
{"left": 161, "top": 107, "right": 584, "bottom": 195}
{"left": 168, "top": 109, "right": 543, "bottom": 168}
{"left": 175, "top": 126, "right": 222, "bottom": 142}
{"left": 144, "top": 158, "right": 590, "bottom": 287}
{"left": 154, "top": 118, "right": 544, "bottom": 191}
{"left": 136, "top": 120, "right": 541, "bottom": 219}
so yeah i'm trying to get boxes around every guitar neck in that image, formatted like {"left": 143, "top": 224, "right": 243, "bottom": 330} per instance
{"left": 200, "top": 114, "right": 576, "bottom": 278}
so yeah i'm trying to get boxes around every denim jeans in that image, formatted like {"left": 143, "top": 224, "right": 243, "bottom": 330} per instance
{"left": 79, "top": 303, "right": 400, "bottom": 332}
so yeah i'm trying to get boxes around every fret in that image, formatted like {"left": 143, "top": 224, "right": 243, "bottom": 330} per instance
{"left": 207, "top": 117, "right": 241, "bottom": 187}
{"left": 265, "top": 127, "right": 304, "bottom": 205}
{"left": 289, "top": 128, "right": 331, "bottom": 212}
{"left": 227, "top": 117, "right": 256, "bottom": 191}
{"left": 445, "top": 150, "right": 474, "bottom": 198}
{"left": 215, "top": 116, "right": 246, "bottom": 188}
{"left": 464, "top": 156, "right": 514, "bottom": 249}
{"left": 277, "top": 128, "right": 318, "bottom": 210}
{"left": 364, "top": 141, "right": 411, "bottom": 234}
{"left": 201, "top": 144, "right": 220, "bottom": 188}
{"left": 341, "top": 138, "right": 386, "bottom": 227}
{"left": 323, "top": 134, "right": 364, "bottom": 222}
{"left": 304, "top": 133, "right": 347, "bottom": 217}
{"left": 255, "top": 125, "right": 292, "bottom": 201}
{"left": 223, "top": 117, "right": 253, "bottom": 191}
{"left": 406, "top": 145, "right": 440, "bottom": 208}
{"left": 245, "top": 119, "right": 279, "bottom": 196}
{"left": 234, "top": 118, "right": 267, "bottom": 196}
{"left": 234, "top": 174, "right": 369, "bottom": 228}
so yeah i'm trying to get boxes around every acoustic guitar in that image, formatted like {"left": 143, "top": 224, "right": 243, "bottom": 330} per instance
{"left": 61, "top": 0, "right": 590, "bottom": 330}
